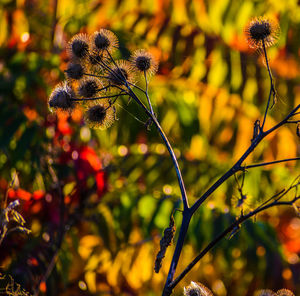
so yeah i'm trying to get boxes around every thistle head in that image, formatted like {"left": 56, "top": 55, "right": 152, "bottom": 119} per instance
{"left": 65, "top": 63, "right": 85, "bottom": 80}
{"left": 276, "top": 289, "right": 295, "bottom": 296}
{"left": 67, "top": 33, "right": 89, "bottom": 60}
{"left": 107, "top": 60, "right": 133, "bottom": 86}
{"left": 78, "top": 77, "right": 102, "bottom": 98}
{"left": 244, "top": 16, "right": 280, "bottom": 49}
{"left": 183, "top": 281, "right": 213, "bottom": 296}
{"left": 84, "top": 102, "right": 115, "bottom": 129}
{"left": 131, "top": 49, "right": 158, "bottom": 76}
{"left": 90, "top": 29, "right": 118, "bottom": 53}
{"left": 48, "top": 83, "right": 75, "bottom": 112}
{"left": 88, "top": 52, "right": 106, "bottom": 66}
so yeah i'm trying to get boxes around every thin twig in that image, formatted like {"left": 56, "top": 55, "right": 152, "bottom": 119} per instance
{"left": 162, "top": 102, "right": 300, "bottom": 294}
{"left": 83, "top": 73, "right": 108, "bottom": 79}
{"left": 71, "top": 93, "right": 128, "bottom": 101}
{"left": 127, "top": 81, "right": 147, "bottom": 93}
{"left": 144, "top": 70, "right": 155, "bottom": 115}
{"left": 191, "top": 103, "right": 300, "bottom": 215}
{"left": 127, "top": 86, "right": 189, "bottom": 210}
{"left": 243, "top": 157, "right": 300, "bottom": 169}
{"left": 261, "top": 40, "right": 275, "bottom": 131}
{"left": 105, "top": 49, "right": 129, "bottom": 87}
{"left": 287, "top": 120, "right": 300, "bottom": 124}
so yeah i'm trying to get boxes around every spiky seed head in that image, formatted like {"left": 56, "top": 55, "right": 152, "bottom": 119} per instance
{"left": 244, "top": 17, "right": 280, "bottom": 49}
{"left": 84, "top": 102, "right": 115, "bottom": 129}
{"left": 183, "top": 282, "right": 213, "bottom": 296}
{"left": 88, "top": 53, "right": 105, "bottom": 65}
{"left": 107, "top": 60, "right": 133, "bottom": 86}
{"left": 254, "top": 290, "right": 276, "bottom": 296}
{"left": 131, "top": 49, "right": 158, "bottom": 75}
{"left": 90, "top": 29, "right": 118, "bottom": 53}
{"left": 65, "top": 63, "right": 85, "bottom": 80}
{"left": 78, "top": 78, "right": 101, "bottom": 98}
{"left": 276, "top": 289, "right": 295, "bottom": 296}
{"left": 48, "top": 83, "right": 75, "bottom": 112}
{"left": 67, "top": 33, "right": 89, "bottom": 60}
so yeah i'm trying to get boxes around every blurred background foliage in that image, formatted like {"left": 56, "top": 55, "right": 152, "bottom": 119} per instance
{"left": 0, "top": 0, "right": 299, "bottom": 295}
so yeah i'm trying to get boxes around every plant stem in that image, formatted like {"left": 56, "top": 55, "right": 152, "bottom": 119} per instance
{"left": 287, "top": 120, "right": 300, "bottom": 124}
{"left": 162, "top": 209, "right": 192, "bottom": 296}
{"left": 126, "top": 85, "right": 190, "bottom": 296}
{"left": 144, "top": 70, "right": 155, "bottom": 115}
{"left": 261, "top": 40, "right": 275, "bottom": 131}
{"left": 126, "top": 62, "right": 299, "bottom": 295}
{"left": 191, "top": 103, "right": 300, "bottom": 215}
{"left": 244, "top": 157, "right": 300, "bottom": 169}
{"left": 162, "top": 102, "right": 300, "bottom": 293}
{"left": 169, "top": 197, "right": 298, "bottom": 290}
{"left": 71, "top": 93, "right": 127, "bottom": 101}
{"left": 127, "top": 87, "right": 189, "bottom": 211}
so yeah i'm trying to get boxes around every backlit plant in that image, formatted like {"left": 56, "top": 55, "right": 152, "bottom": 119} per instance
{"left": 49, "top": 16, "right": 300, "bottom": 296}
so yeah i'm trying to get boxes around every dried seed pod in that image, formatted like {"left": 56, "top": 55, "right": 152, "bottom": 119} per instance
{"left": 154, "top": 214, "right": 176, "bottom": 273}
{"left": 78, "top": 77, "right": 103, "bottom": 98}
{"left": 84, "top": 101, "right": 115, "bottom": 130}
{"left": 244, "top": 16, "right": 280, "bottom": 49}
{"left": 276, "top": 289, "right": 295, "bottom": 296}
{"left": 183, "top": 281, "right": 214, "bottom": 296}
{"left": 67, "top": 33, "right": 89, "bottom": 60}
{"left": 65, "top": 63, "right": 85, "bottom": 80}
{"left": 107, "top": 60, "right": 133, "bottom": 86}
{"left": 48, "top": 82, "right": 75, "bottom": 112}
{"left": 90, "top": 29, "right": 118, "bottom": 54}
{"left": 130, "top": 49, "right": 158, "bottom": 76}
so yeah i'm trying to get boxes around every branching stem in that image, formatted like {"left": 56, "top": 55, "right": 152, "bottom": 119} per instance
{"left": 244, "top": 157, "right": 300, "bottom": 169}
{"left": 126, "top": 87, "right": 189, "bottom": 211}
{"left": 168, "top": 196, "right": 299, "bottom": 290}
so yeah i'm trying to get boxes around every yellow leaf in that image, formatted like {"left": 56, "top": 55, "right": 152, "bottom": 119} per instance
{"left": 85, "top": 271, "right": 96, "bottom": 293}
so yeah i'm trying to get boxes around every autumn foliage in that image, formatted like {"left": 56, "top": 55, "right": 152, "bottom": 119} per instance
{"left": 0, "top": 1, "right": 299, "bottom": 296}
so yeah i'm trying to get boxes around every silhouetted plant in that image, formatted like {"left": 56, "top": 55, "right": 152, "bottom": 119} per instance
{"left": 48, "top": 16, "right": 300, "bottom": 296}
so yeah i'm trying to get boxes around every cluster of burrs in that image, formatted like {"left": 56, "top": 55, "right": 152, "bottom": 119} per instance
{"left": 49, "top": 29, "right": 158, "bottom": 129}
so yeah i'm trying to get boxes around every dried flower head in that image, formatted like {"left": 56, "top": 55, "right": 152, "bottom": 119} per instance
{"left": 276, "top": 289, "right": 295, "bottom": 296}
{"left": 244, "top": 17, "right": 280, "bottom": 49}
{"left": 84, "top": 102, "right": 115, "bottom": 129}
{"left": 131, "top": 49, "right": 158, "bottom": 76}
{"left": 90, "top": 29, "right": 118, "bottom": 53}
{"left": 65, "top": 63, "right": 85, "bottom": 80}
{"left": 154, "top": 214, "right": 176, "bottom": 273}
{"left": 107, "top": 60, "right": 133, "bottom": 86}
{"left": 78, "top": 78, "right": 102, "bottom": 98}
{"left": 67, "top": 33, "right": 89, "bottom": 60}
{"left": 87, "top": 52, "right": 107, "bottom": 68}
{"left": 183, "top": 282, "right": 213, "bottom": 296}
{"left": 254, "top": 289, "right": 276, "bottom": 296}
{"left": 48, "top": 82, "right": 75, "bottom": 112}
